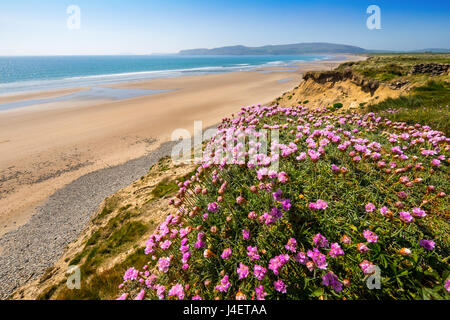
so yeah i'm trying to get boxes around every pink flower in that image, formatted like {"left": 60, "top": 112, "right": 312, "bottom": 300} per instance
{"left": 445, "top": 279, "right": 450, "bottom": 292}
{"left": 194, "top": 240, "right": 205, "bottom": 249}
{"left": 242, "top": 229, "right": 250, "bottom": 240}
{"left": 341, "top": 234, "right": 352, "bottom": 244}
{"left": 296, "top": 152, "right": 306, "bottom": 161}
{"left": 419, "top": 239, "right": 435, "bottom": 251}
{"left": 181, "top": 251, "right": 190, "bottom": 263}
{"left": 397, "top": 191, "right": 408, "bottom": 199}
{"left": 278, "top": 172, "right": 289, "bottom": 183}
{"left": 192, "top": 295, "right": 203, "bottom": 300}
{"left": 158, "top": 257, "right": 171, "bottom": 273}
{"left": 421, "top": 149, "right": 436, "bottom": 156}
{"left": 357, "top": 243, "right": 370, "bottom": 253}
{"left": 309, "top": 200, "right": 328, "bottom": 210}
{"left": 363, "top": 230, "right": 378, "bottom": 243}
{"left": 313, "top": 233, "right": 329, "bottom": 248}
{"left": 322, "top": 272, "right": 343, "bottom": 292}
{"left": 295, "top": 251, "right": 308, "bottom": 264}
{"left": 221, "top": 248, "right": 232, "bottom": 260}
{"left": 215, "top": 275, "right": 231, "bottom": 292}
{"left": 236, "top": 196, "right": 246, "bottom": 205}
{"left": 155, "top": 284, "right": 165, "bottom": 299}
{"left": 359, "top": 260, "right": 376, "bottom": 274}
{"left": 123, "top": 267, "right": 139, "bottom": 281}
{"left": 431, "top": 159, "right": 441, "bottom": 167}
{"left": 237, "top": 263, "right": 249, "bottom": 279}
{"left": 331, "top": 164, "right": 340, "bottom": 172}
{"left": 329, "top": 242, "right": 345, "bottom": 257}
{"left": 307, "top": 248, "right": 328, "bottom": 270}
{"left": 116, "top": 293, "right": 129, "bottom": 300}
{"left": 274, "top": 279, "right": 287, "bottom": 293}
{"left": 308, "top": 149, "right": 320, "bottom": 162}
{"left": 160, "top": 240, "right": 172, "bottom": 250}
{"left": 248, "top": 211, "right": 257, "bottom": 219}
{"left": 257, "top": 168, "right": 268, "bottom": 180}
{"left": 168, "top": 283, "right": 185, "bottom": 300}
{"left": 269, "top": 254, "right": 290, "bottom": 275}
{"left": 316, "top": 199, "right": 328, "bottom": 210}
{"left": 253, "top": 264, "right": 267, "bottom": 280}
{"left": 255, "top": 285, "right": 268, "bottom": 300}
{"left": 399, "top": 211, "right": 413, "bottom": 223}
{"left": 281, "top": 199, "right": 291, "bottom": 211}
{"left": 308, "top": 202, "right": 318, "bottom": 210}
{"left": 247, "top": 246, "right": 260, "bottom": 261}
{"left": 379, "top": 206, "right": 389, "bottom": 216}
{"left": 365, "top": 203, "right": 376, "bottom": 213}
{"left": 285, "top": 238, "right": 297, "bottom": 252}
{"left": 207, "top": 202, "right": 219, "bottom": 212}
{"left": 411, "top": 207, "right": 427, "bottom": 218}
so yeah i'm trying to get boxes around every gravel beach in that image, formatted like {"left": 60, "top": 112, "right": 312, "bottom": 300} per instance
{"left": 0, "top": 140, "right": 179, "bottom": 299}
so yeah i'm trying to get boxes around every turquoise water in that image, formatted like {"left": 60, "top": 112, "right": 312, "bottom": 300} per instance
{"left": 0, "top": 55, "right": 326, "bottom": 95}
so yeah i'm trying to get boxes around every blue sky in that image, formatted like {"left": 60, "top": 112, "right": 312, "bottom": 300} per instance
{"left": 0, "top": 0, "right": 449, "bottom": 55}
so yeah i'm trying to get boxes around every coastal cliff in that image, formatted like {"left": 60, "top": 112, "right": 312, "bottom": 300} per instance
{"left": 273, "top": 69, "right": 405, "bottom": 110}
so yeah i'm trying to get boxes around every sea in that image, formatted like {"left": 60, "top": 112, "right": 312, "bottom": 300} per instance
{"left": 0, "top": 55, "right": 327, "bottom": 95}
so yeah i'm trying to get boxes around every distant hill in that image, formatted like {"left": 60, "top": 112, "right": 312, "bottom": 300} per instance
{"left": 178, "top": 42, "right": 367, "bottom": 55}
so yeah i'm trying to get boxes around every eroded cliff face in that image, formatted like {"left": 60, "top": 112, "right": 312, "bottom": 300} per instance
{"left": 274, "top": 70, "right": 406, "bottom": 110}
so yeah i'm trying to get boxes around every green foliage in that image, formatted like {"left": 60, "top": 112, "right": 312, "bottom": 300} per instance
{"left": 336, "top": 53, "right": 450, "bottom": 84}
{"left": 368, "top": 81, "right": 450, "bottom": 135}
{"left": 57, "top": 248, "right": 149, "bottom": 300}
{"left": 151, "top": 177, "right": 179, "bottom": 198}
{"left": 93, "top": 196, "right": 120, "bottom": 223}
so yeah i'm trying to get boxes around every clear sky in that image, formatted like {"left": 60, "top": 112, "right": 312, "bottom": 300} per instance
{"left": 0, "top": 0, "right": 449, "bottom": 55}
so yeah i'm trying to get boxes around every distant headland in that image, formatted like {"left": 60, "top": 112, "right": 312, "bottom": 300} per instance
{"left": 179, "top": 42, "right": 450, "bottom": 55}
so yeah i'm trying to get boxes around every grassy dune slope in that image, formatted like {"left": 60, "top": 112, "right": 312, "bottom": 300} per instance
{"left": 12, "top": 158, "right": 195, "bottom": 300}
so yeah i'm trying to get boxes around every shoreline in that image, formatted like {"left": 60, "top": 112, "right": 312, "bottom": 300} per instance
{"left": 0, "top": 54, "right": 332, "bottom": 97}
{"left": 0, "top": 54, "right": 364, "bottom": 298}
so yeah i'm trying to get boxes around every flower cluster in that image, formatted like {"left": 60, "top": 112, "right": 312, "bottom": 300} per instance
{"left": 118, "top": 104, "right": 449, "bottom": 300}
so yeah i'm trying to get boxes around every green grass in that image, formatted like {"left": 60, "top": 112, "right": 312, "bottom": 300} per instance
{"left": 151, "top": 177, "right": 179, "bottom": 198}
{"left": 93, "top": 196, "right": 120, "bottom": 223}
{"left": 368, "top": 81, "right": 450, "bottom": 135}
{"left": 56, "top": 247, "right": 149, "bottom": 300}
{"left": 51, "top": 221, "right": 148, "bottom": 300}
{"left": 49, "top": 203, "right": 150, "bottom": 299}
{"left": 81, "top": 221, "right": 148, "bottom": 276}
{"left": 337, "top": 53, "right": 450, "bottom": 84}
{"left": 328, "top": 102, "right": 344, "bottom": 111}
